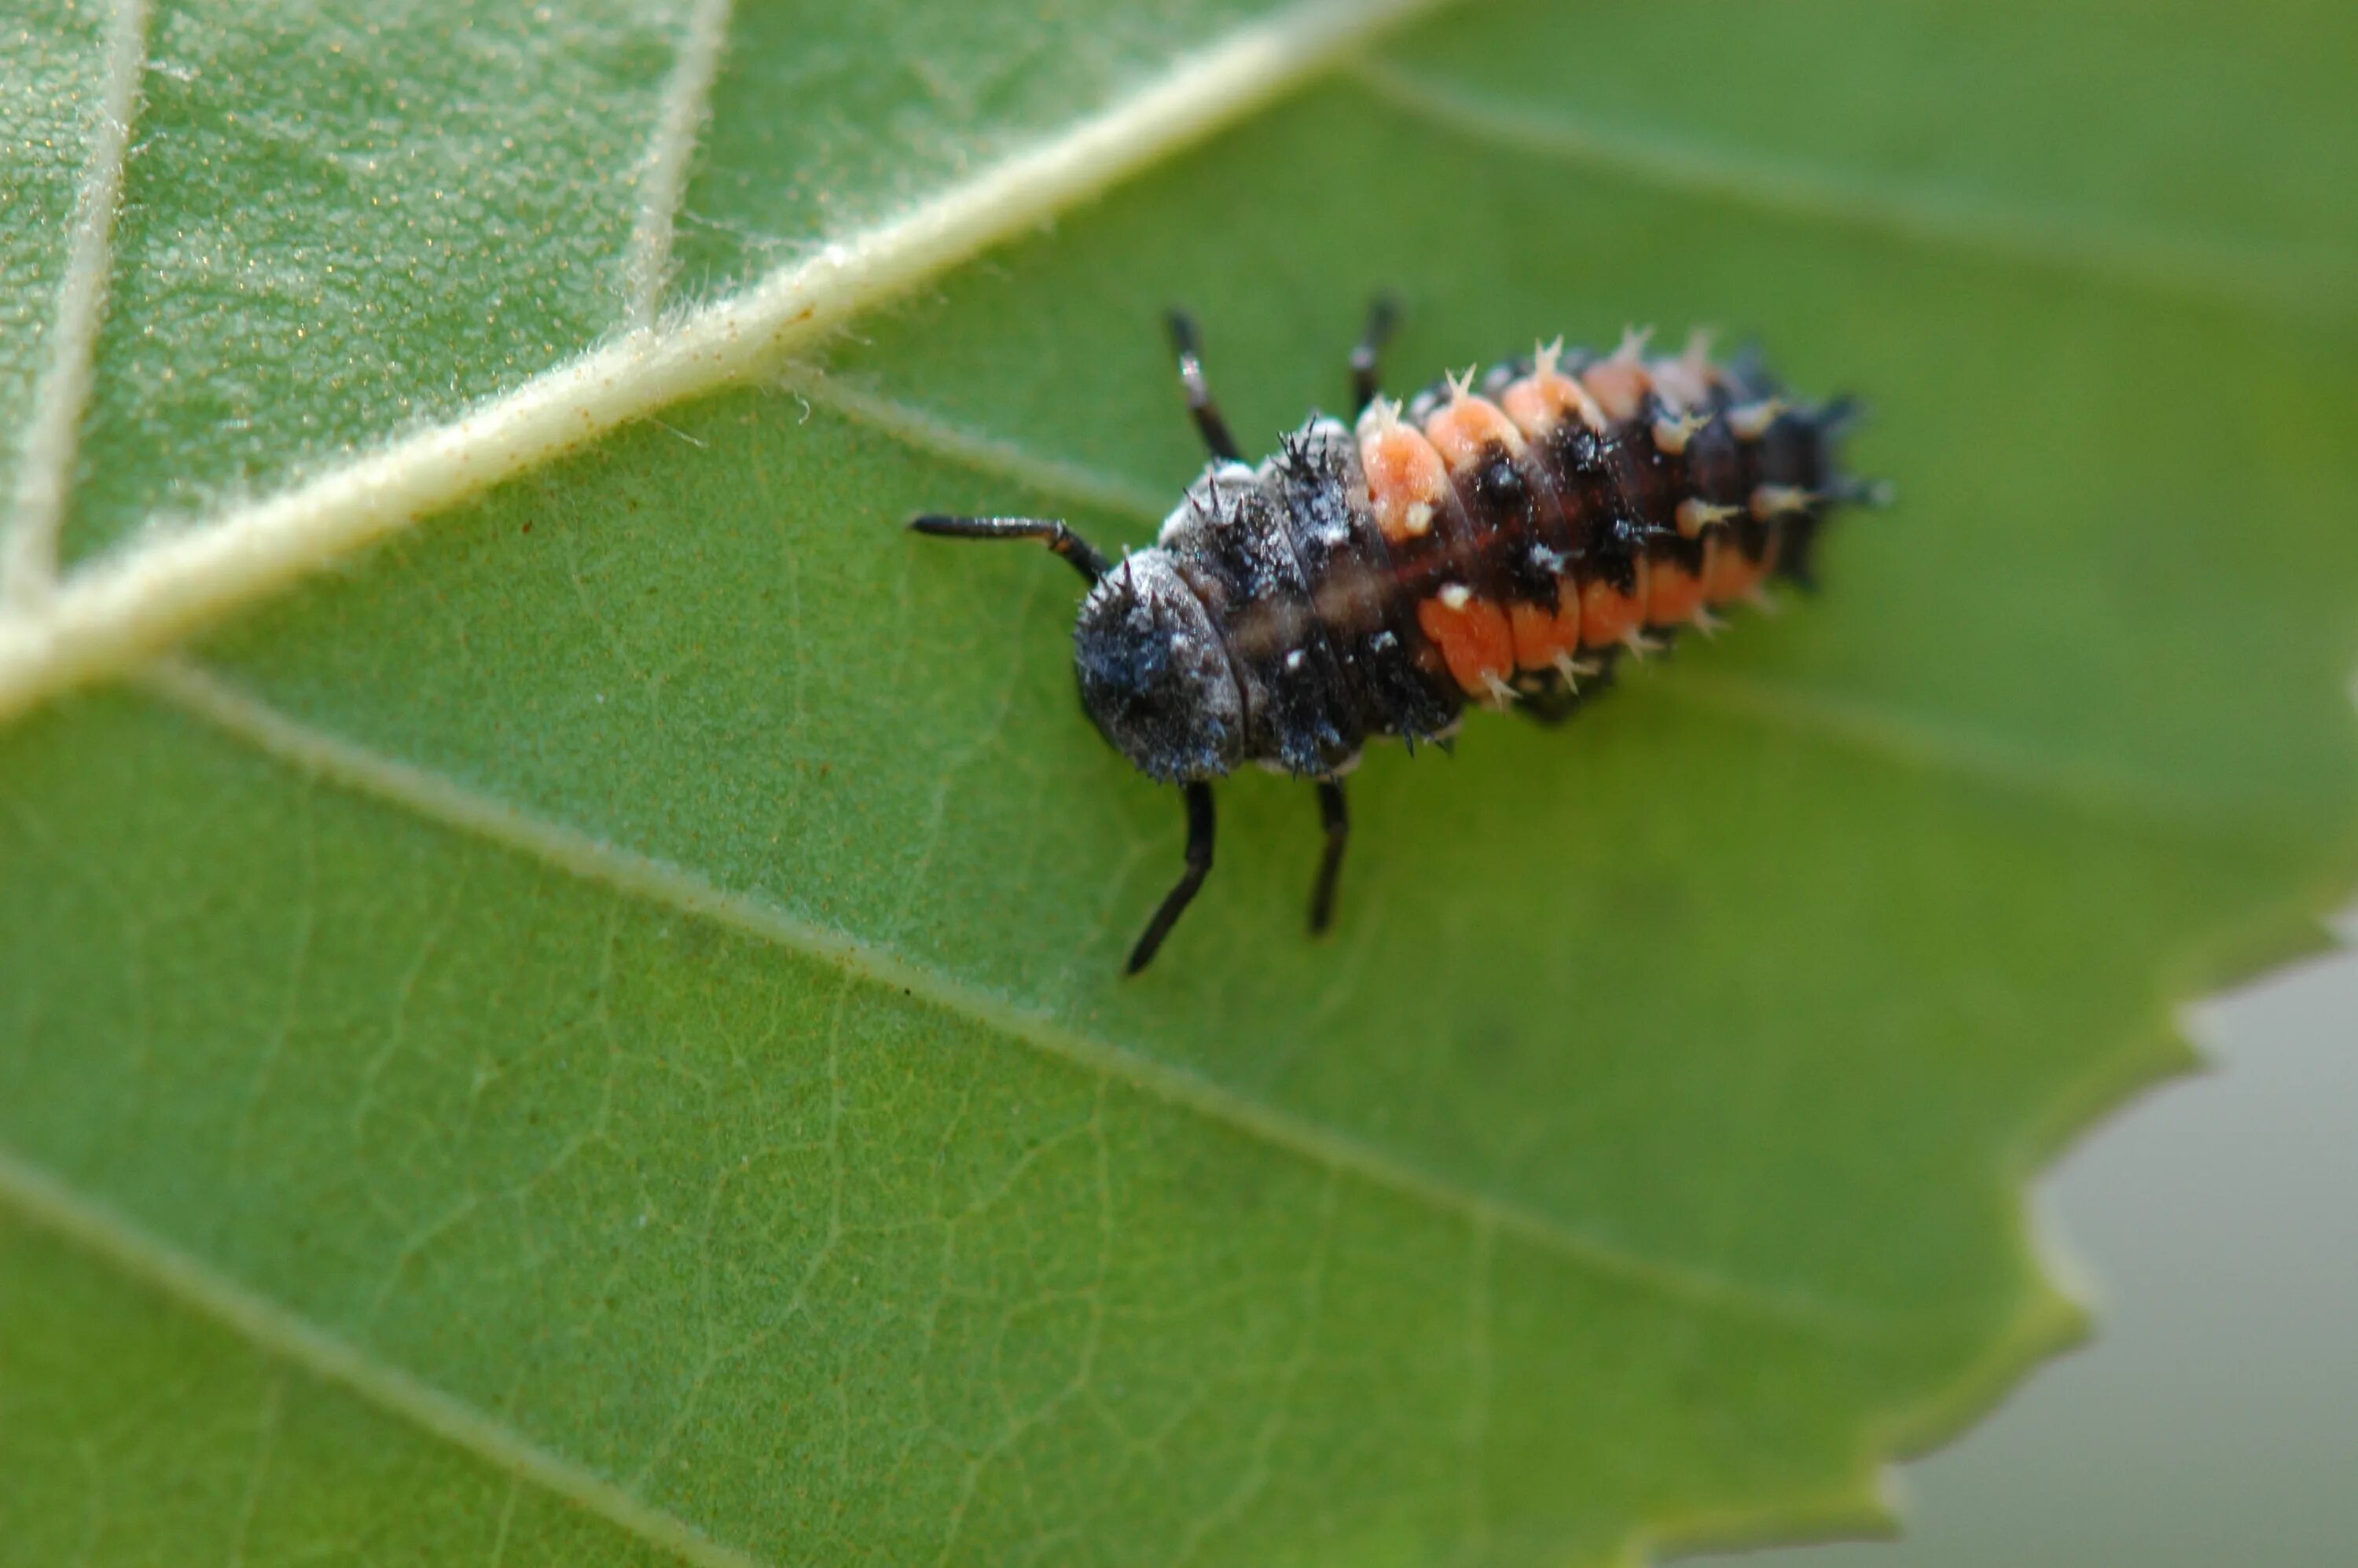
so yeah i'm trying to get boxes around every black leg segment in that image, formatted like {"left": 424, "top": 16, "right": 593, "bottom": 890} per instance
{"left": 907, "top": 514, "right": 1110, "bottom": 584}
{"left": 1165, "top": 310, "right": 1243, "bottom": 463}
{"left": 1308, "top": 778, "right": 1349, "bottom": 935}
{"left": 1350, "top": 295, "right": 1401, "bottom": 416}
{"left": 1126, "top": 781, "right": 1216, "bottom": 975}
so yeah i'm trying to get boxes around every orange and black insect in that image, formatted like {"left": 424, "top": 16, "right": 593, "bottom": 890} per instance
{"left": 913, "top": 302, "right": 1886, "bottom": 972}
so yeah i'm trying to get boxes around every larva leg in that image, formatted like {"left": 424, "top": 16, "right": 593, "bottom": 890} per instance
{"left": 1165, "top": 310, "right": 1242, "bottom": 463}
{"left": 1308, "top": 778, "right": 1349, "bottom": 935}
{"left": 1126, "top": 781, "right": 1217, "bottom": 975}
{"left": 907, "top": 514, "right": 1109, "bottom": 583}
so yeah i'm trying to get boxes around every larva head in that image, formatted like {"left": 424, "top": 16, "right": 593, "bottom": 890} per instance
{"left": 1072, "top": 552, "right": 1243, "bottom": 784}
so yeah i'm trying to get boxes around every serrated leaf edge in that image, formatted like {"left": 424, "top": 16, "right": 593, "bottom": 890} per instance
{"left": 7, "top": 652, "right": 2179, "bottom": 1568}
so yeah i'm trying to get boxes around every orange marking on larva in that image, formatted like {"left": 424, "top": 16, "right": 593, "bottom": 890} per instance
{"left": 1578, "top": 563, "right": 1649, "bottom": 651}
{"left": 1499, "top": 370, "right": 1604, "bottom": 441}
{"left": 1645, "top": 559, "right": 1708, "bottom": 628}
{"left": 1700, "top": 534, "right": 1740, "bottom": 604}
{"left": 1358, "top": 422, "right": 1450, "bottom": 545}
{"left": 1702, "top": 534, "right": 1780, "bottom": 606}
{"left": 1418, "top": 589, "right": 1516, "bottom": 696}
{"left": 1422, "top": 394, "right": 1526, "bottom": 472}
{"left": 1579, "top": 358, "right": 1652, "bottom": 423}
{"left": 1508, "top": 587, "right": 1582, "bottom": 671}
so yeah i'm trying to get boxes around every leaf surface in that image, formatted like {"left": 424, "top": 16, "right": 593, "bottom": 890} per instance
{"left": 2, "top": 1, "right": 2354, "bottom": 1563}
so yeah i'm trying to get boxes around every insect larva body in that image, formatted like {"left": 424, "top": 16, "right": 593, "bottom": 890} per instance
{"left": 913, "top": 305, "right": 1882, "bottom": 971}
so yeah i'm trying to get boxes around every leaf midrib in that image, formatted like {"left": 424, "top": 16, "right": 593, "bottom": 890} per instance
{"left": 0, "top": 0, "right": 1456, "bottom": 719}
{"left": 2, "top": 0, "right": 2341, "bottom": 722}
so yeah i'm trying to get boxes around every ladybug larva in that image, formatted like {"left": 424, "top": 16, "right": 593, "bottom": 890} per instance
{"left": 913, "top": 302, "right": 1885, "bottom": 973}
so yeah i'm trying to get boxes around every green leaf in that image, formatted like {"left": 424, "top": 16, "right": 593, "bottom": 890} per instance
{"left": 2, "top": 0, "right": 2352, "bottom": 1563}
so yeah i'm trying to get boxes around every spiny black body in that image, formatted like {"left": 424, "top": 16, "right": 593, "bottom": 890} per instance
{"left": 912, "top": 306, "right": 1884, "bottom": 971}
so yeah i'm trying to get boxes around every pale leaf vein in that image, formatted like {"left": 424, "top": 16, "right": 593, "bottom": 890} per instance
{"left": 0, "top": 1145, "right": 775, "bottom": 1568}
{"left": 2, "top": 0, "right": 152, "bottom": 611}
{"left": 144, "top": 655, "right": 1875, "bottom": 1336}
{"left": 625, "top": 0, "right": 738, "bottom": 330}
{"left": 1350, "top": 57, "right": 2353, "bottom": 330}
{"left": 0, "top": 0, "right": 1449, "bottom": 725}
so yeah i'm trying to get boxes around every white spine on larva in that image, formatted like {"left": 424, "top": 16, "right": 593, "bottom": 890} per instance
{"left": 1728, "top": 398, "right": 1791, "bottom": 439}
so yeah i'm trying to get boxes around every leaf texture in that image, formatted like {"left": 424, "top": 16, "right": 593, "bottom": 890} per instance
{"left": 2, "top": 1, "right": 2354, "bottom": 1563}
